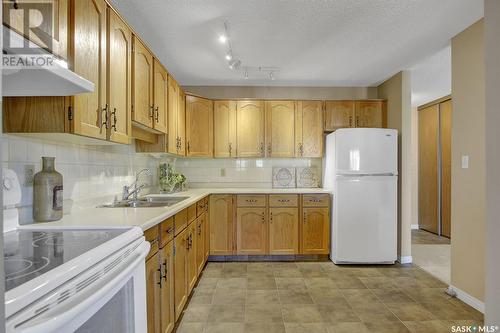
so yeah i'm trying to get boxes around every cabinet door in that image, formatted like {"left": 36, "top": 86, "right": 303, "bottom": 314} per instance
{"left": 236, "top": 207, "right": 267, "bottom": 255}
{"left": 265, "top": 101, "right": 295, "bottom": 157}
{"left": 269, "top": 208, "right": 299, "bottom": 255}
{"left": 324, "top": 101, "right": 354, "bottom": 131}
{"left": 195, "top": 216, "right": 205, "bottom": 275}
{"left": 167, "top": 77, "right": 178, "bottom": 155}
{"left": 214, "top": 101, "right": 237, "bottom": 158}
{"left": 236, "top": 101, "right": 265, "bottom": 157}
{"left": 177, "top": 90, "right": 186, "bottom": 156}
{"left": 71, "top": 0, "right": 107, "bottom": 140}
{"left": 354, "top": 100, "right": 386, "bottom": 128}
{"left": 160, "top": 242, "right": 175, "bottom": 333}
{"left": 107, "top": 9, "right": 131, "bottom": 144}
{"left": 186, "top": 95, "right": 213, "bottom": 157}
{"left": 209, "top": 195, "right": 234, "bottom": 255}
{"left": 187, "top": 223, "right": 197, "bottom": 294}
{"left": 146, "top": 252, "right": 160, "bottom": 333}
{"left": 295, "top": 101, "right": 323, "bottom": 157}
{"left": 132, "top": 37, "right": 154, "bottom": 128}
{"left": 3, "top": 0, "right": 69, "bottom": 60}
{"left": 174, "top": 229, "right": 188, "bottom": 321}
{"left": 204, "top": 210, "right": 210, "bottom": 262}
{"left": 301, "top": 207, "right": 330, "bottom": 254}
{"left": 153, "top": 59, "right": 168, "bottom": 134}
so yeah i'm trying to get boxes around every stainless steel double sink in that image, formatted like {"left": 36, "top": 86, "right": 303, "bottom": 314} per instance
{"left": 97, "top": 196, "right": 190, "bottom": 208}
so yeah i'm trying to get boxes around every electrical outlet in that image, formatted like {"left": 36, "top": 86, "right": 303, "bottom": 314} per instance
{"left": 24, "top": 165, "right": 35, "bottom": 186}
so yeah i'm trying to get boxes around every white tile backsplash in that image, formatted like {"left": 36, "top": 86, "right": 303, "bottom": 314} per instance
{"left": 2, "top": 134, "right": 159, "bottom": 224}
{"left": 175, "top": 157, "right": 322, "bottom": 188}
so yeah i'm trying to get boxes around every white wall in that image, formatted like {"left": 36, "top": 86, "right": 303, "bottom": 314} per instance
{"left": 175, "top": 157, "right": 322, "bottom": 188}
{"left": 484, "top": 0, "right": 500, "bottom": 323}
{"left": 2, "top": 135, "right": 158, "bottom": 224}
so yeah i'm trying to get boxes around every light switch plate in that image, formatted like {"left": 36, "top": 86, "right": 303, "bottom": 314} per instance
{"left": 461, "top": 155, "right": 469, "bottom": 169}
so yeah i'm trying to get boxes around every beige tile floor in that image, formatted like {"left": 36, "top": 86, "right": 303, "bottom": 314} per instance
{"left": 411, "top": 229, "right": 451, "bottom": 284}
{"left": 175, "top": 262, "right": 483, "bottom": 333}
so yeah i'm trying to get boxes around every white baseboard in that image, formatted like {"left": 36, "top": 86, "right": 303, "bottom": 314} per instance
{"left": 398, "top": 255, "right": 413, "bottom": 264}
{"left": 448, "top": 285, "right": 485, "bottom": 313}
{"left": 411, "top": 224, "right": 419, "bottom": 230}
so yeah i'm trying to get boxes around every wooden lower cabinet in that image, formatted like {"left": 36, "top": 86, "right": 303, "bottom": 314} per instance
{"left": 196, "top": 213, "right": 206, "bottom": 275}
{"left": 209, "top": 195, "right": 234, "bottom": 255}
{"left": 173, "top": 227, "right": 188, "bottom": 321}
{"left": 186, "top": 223, "right": 197, "bottom": 294}
{"left": 146, "top": 251, "right": 161, "bottom": 333}
{"left": 269, "top": 208, "right": 299, "bottom": 255}
{"left": 236, "top": 207, "right": 267, "bottom": 255}
{"left": 160, "top": 242, "right": 175, "bottom": 333}
{"left": 301, "top": 207, "right": 330, "bottom": 254}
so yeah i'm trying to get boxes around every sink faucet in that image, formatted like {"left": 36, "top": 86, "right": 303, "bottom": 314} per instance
{"left": 122, "top": 168, "right": 151, "bottom": 201}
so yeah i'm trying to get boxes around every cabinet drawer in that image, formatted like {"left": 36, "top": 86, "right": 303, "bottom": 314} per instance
{"left": 237, "top": 195, "right": 266, "bottom": 207}
{"left": 302, "top": 194, "right": 330, "bottom": 207}
{"left": 144, "top": 226, "right": 159, "bottom": 259}
{"left": 174, "top": 209, "right": 188, "bottom": 236}
{"left": 269, "top": 194, "right": 298, "bottom": 207}
{"left": 159, "top": 216, "right": 175, "bottom": 247}
{"left": 187, "top": 204, "right": 197, "bottom": 224}
{"left": 196, "top": 198, "right": 206, "bottom": 216}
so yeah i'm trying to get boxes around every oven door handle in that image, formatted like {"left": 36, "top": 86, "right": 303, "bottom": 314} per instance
{"left": 17, "top": 241, "right": 150, "bottom": 333}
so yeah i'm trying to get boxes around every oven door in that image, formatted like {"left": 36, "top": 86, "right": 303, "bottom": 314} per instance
{"left": 7, "top": 238, "right": 149, "bottom": 333}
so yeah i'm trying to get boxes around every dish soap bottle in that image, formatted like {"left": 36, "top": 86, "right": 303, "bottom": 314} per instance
{"left": 33, "top": 157, "right": 63, "bottom": 222}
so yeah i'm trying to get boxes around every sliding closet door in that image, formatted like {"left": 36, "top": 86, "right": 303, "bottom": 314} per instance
{"left": 418, "top": 104, "right": 439, "bottom": 234}
{"left": 440, "top": 100, "right": 452, "bottom": 238}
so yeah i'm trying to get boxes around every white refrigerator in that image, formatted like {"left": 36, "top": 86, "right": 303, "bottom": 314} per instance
{"left": 323, "top": 128, "right": 398, "bottom": 264}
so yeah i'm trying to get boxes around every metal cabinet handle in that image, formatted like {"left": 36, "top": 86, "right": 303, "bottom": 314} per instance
{"left": 349, "top": 115, "right": 353, "bottom": 127}
{"left": 165, "top": 226, "right": 173, "bottom": 234}
{"left": 303, "top": 212, "right": 307, "bottom": 223}
{"left": 228, "top": 142, "right": 232, "bottom": 156}
{"left": 356, "top": 116, "right": 359, "bottom": 127}
{"left": 278, "top": 199, "right": 290, "bottom": 203}
{"left": 149, "top": 105, "right": 155, "bottom": 118}
{"left": 162, "top": 259, "right": 167, "bottom": 280}
{"left": 187, "top": 141, "right": 191, "bottom": 154}
{"left": 267, "top": 143, "right": 272, "bottom": 155}
{"left": 101, "top": 104, "right": 109, "bottom": 130}
{"left": 155, "top": 106, "right": 159, "bottom": 122}
{"left": 259, "top": 142, "right": 264, "bottom": 156}
{"left": 298, "top": 143, "right": 304, "bottom": 157}
{"left": 157, "top": 268, "right": 162, "bottom": 288}
{"left": 111, "top": 108, "right": 117, "bottom": 132}
{"left": 270, "top": 212, "right": 273, "bottom": 223}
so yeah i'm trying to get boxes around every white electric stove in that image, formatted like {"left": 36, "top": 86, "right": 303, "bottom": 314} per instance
{"left": 3, "top": 169, "right": 149, "bottom": 333}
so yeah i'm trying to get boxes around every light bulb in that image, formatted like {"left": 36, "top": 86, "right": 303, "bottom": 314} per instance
{"left": 225, "top": 54, "right": 232, "bottom": 60}
{"left": 219, "top": 35, "right": 227, "bottom": 43}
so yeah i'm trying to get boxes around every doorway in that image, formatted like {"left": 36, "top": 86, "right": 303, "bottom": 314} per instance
{"left": 412, "top": 96, "right": 452, "bottom": 283}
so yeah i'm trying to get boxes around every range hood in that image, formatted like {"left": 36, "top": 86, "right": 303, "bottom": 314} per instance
{"left": 2, "top": 26, "right": 94, "bottom": 96}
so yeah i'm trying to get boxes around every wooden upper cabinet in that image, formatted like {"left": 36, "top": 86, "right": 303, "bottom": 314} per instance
{"left": 213, "top": 101, "right": 237, "bottom": 158}
{"left": 301, "top": 207, "right": 330, "bottom": 255}
{"left": 132, "top": 37, "right": 154, "bottom": 128}
{"left": 178, "top": 90, "right": 186, "bottom": 156}
{"left": 265, "top": 101, "right": 295, "bottom": 157}
{"left": 295, "top": 101, "right": 323, "bottom": 157}
{"left": 3, "top": 0, "right": 69, "bottom": 60}
{"left": 71, "top": 0, "right": 107, "bottom": 140}
{"left": 146, "top": 252, "right": 161, "bottom": 333}
{"left": 354, "top": 100, "right": 387, "bottom": 128}
{"left": 107, "top": 9, "right": 131, "bottom": 144}
{"left": 160, "top": 242, "right": 175, "bottom": 333}
{"left": 324, "top": 100, "right": 354, "bottom": 131}
{"left": 269, "top": 208, "right": 299, "bottom": 255}
{"left": 236, "top": 207, "right": 267, "bottom": 255}
{"left": 236, "top": 101, "right": 265, "bottom": 157}
{"left": 186, "top": 95, "right": 214, "bottom": 157}
{"left": 167, "top": 77, "right": 179, "bottom": 155}
{"left": 209, "top": 195, "right": 234, "bottom": 255}
{"left": 153, "top": 59, "right": 168, "bottom": 134}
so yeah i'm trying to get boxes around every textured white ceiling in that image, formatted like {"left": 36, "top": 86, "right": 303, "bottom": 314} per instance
{"left": 108, "top": 0, "right": 483, "bottom": 87}
{"left": 410, "top": 46, "right": 451, "bottom": 107}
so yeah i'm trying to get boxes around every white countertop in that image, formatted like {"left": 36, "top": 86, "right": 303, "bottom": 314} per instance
{"left": 21, "top": 188, "right": 332, "bottom": 231}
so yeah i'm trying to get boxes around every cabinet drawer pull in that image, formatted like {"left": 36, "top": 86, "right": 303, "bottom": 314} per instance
{"left": 303, "top": 212, "right": 307, "bottom": 223}
{"left": 155, "top": 106, "right": 159, "bottom": 122}
{"left": 157, "top": 268, "right": 162, "bottom": 288}
{"left": 162, "top": 259, "right": 167, "bottom": 280}
{"left": 165, "top": 226, "right": 173, "bottom": 234}
{"left": 278, "top": 199, "right": 290, "bottom": 203}
{"left": 101, "top": 104, "right": 109, "bottom": 130}
{"left": 111, "top": 107, "right": 117, "bottom": 132}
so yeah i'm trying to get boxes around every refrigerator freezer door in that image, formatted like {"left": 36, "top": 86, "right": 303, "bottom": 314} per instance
{"left": 335, "top": 128, "right": 398, "bottom": 175}
{"left": 332, "top": 175, "right": 397, "bottom": 263}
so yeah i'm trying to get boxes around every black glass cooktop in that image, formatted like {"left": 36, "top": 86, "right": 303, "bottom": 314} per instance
{"left": 3, "top": 229, "right": 126, "bottom": 292}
